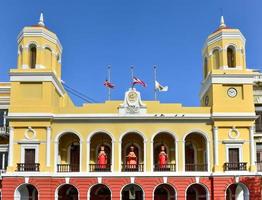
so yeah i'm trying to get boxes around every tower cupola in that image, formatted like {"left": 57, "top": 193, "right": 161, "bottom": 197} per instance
{"left": 202, "top": 16, "right": 246, "bottom": 79}
{"left": 17, "top": 13, "right": 63, "bottom": 79}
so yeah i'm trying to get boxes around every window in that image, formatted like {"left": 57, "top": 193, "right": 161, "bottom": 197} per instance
{"left": 227, "top": 46, "right": 236, "bottom": 68}
{"left": 0, "top": 152, "right": 8, "bottom": 170}
{"left": 25, "top": 149, "right": 35, "bottom": 164}
{"left": 213, "top": 49, "right": 220, "bottom": 69}
{"left": 29, "top": 44, "right": 37, "bottom": 69}
{"left": 228, "top": 148, "right": 239, "bottom": 163}
{"left": 204, "top": 57, "right": 208, "bottom": 78}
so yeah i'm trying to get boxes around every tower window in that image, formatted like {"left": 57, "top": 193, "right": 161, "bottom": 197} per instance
{"left": 204, "top": 57, "right": 208, "bottom": 78}
{"left": 29, "top": 44, "right": 37, "bottom": 69}
{"left": 227, "top": 46, "right": 236, "bottom": 68}
{"left": 213, "top": 49, "right": 220, "bottom": 69}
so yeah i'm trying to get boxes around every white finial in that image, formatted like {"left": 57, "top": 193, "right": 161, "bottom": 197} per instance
{"left": 38, "top": 12, "right": 45, "bottom": 26}
{"left": 220, "top": 16, "right": 226, "bottom": 28}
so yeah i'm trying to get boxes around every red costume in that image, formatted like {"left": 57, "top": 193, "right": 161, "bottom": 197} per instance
{"left": 97, "top": 145, "right": 107, "bottom": 168}
{"left": 126, "top": 146, "right": 137, "bottom": 168}
{"left": 158, "top": 145, "right": 168, "bottom": 168}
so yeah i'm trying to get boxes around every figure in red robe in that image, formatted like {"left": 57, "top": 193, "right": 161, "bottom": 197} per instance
{"left": 126, "top": 145, "right": 137, "bottom": 169}
{"left": 158, "top": 145, "right": 168, "bottom": 168}
{"left": 97, "top": 145, "right": 107, "bottom": 169}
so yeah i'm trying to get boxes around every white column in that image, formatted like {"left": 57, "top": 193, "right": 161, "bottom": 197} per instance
{"left": 54, "top": 141, "right": 58, "bottom": 172}
{"left": 150, "top": 140, "right": 153, "bottom": 172}
{"left": 111, "top": 140, "right": 115, "bottom": 172}
{"left": 144, "top": 140, "right": 147, "bottom": 172}
{"left": 249, "top": 126, "right": 255, "bottom": 166}
{"left": 8, "top": 127, "right": 14, "bottom": 167}
{"left": 46, "top": 127, "right": 51, "bottom": 167}
{"left": 80, "top": 140, "right": 82, "bottom": 172}
{"left": 213, "top": 126, "right": 219, "bottom": 166}
{"left": 2, "top": 153, "right": 5, "bottom": 169}
{"left": 118, "top": 140, "right": 121, "bottom": 172}
{"left": 175, "top": 140, "right": 178, "bottom": 172}
{"left": 86, "top": 141, "right": 90, "bottom": 172}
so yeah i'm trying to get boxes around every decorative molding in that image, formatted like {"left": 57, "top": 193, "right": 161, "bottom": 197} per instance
{"left": 228, "top": 127, "right": 240, "bottom": 139}
{"left": 24, "top": 127, "right": 36, "bottom": 140}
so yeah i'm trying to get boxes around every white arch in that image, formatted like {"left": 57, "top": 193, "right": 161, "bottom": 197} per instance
{"left": 87, "top": 130, "right": 115, "bottom": 143}
{"left": 152, "top": 183, "right": 177, "bottom": 200}
{"left": 14, "top": 183, "right": 39, "bottom": 200}
{"left": 151, "top": 130, "right": 178, "bottom": 172}
{"left": 211, "top": 46, "right": 222, "bottom": 54}
{"left": 55, "top": 183, "right": 80, "bottom": 200}
{"left": 183, "top": 130, "right": 210, "bottom": 172}
{"left": 120, "top": 183, "right": 145, "bottom": 200}
{"left": 87, "top": 130, "right": 115, "bottom": 172}
{"left": 54, "top": 130, "right": 83, "bottom": 172}
{"left": 225, "top": 182, "right": 250, "bottom": 200}
{"left": 119, "top": 130, "right": 147, "bottom": 172}
{"left": 87, "top": 183, "right": 112, "bottom": 200}
{"left": 26, "top": 41, "right": 39, "bottom": 48}
{"left": 225, "top": 43, "right": 238, "bottom": 50}
{"left": 185, "top": 182, "right": 210, "bottom": 200}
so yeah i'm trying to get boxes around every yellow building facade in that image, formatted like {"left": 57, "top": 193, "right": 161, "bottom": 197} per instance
{"left": 0, "top": 14, "right": 261, "bottom": 200}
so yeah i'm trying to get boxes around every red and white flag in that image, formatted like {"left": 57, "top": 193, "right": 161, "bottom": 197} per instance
{"left": 132, "top": 77, "right": 146, "bottom": 87}
{"left": 104, "top": 80, "right": 115, "bottom": 88}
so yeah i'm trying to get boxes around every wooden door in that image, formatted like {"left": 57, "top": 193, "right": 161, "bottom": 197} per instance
{"left": 229, "top": 148, "right": 239, "bottom": 163}
{"left": 70, "top": 144, "right": 80, "bottom": 171}
{"left": 25, "top": 149, "right": 35, "bottom": 164}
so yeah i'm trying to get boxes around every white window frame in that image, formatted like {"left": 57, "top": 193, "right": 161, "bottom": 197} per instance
{"left": 20, "top": 144, "right": 39, "bottom": 163}
{"left": 225, "top": 144, "right": 243, "bottom": 163}
{"left": 0, "top": 144, "right": 8, "bottom": 170}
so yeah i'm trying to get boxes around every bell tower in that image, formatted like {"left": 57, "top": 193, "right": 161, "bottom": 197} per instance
{"left": 9, "top": 13, "right": 66, "bottom": 113}
{"left": 200, "top": 16, "right": 254, "bottom": 114}
{"left": 17, "top": 13, "right": 62, "bottom": 78}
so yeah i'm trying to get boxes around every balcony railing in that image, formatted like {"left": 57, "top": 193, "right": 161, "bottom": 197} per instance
{"left": 122, "top": 164, "right": 144, "bottom": 172}
{"left": 154, "top": 164, "right": 176, "bottom": 171}
{"left": 16, "top": 163, "right": 40, "bottom": 172}
{"left": 224, "top": 162, "right": 247, "bottom": 171}
{"left": 89, "top": 164, "right": 111, "bottom": 172}
{"left": 185, "top": 164, "right": 208, "bottom": 171}
{"left": 256, "top": 162, "right": 262, "bottom": 172}
{"left": 57, "top": 164, "right": 79, "bottom": 172}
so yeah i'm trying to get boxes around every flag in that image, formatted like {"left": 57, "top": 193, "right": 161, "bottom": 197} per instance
{"left": 155, "top": 80, "right": 168, "bottom": 92}
{"left": 104, "top": 80, "right": 115, "bottom": 88}
{"left": 132, "top": 77, "right": 146, "bottom": 87}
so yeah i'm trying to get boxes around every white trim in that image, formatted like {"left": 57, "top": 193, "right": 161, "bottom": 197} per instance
{"left": 46, "top": 127, "right": 51, "bottom": 167}
{"left": 20, "top": 144, "right": 39, "bottom": 163}
{"left": 8, "top": 127, "right": 14, "bottom": 167}
{"left": 10, "top": 72, "right": 65, "bottom": 96}
{"left": 14, "top": 183, "right": 39, "bottom": 200}
{"left": 224, "top": 182, "right": 250, "bottom": 200}
{"left": 249, "top": 126, "right": 255, "bottom": 166}
{"left": 185, "top": 183, "right": 210, "bottom": 200}
{"left": 225, "top": 144, "right": 243, "bottom": 163}
{"left": 213, "top": 127, "right": 219, "bottom": 166}
{"left": 54, "top": 183, "right": 79, "bottom": 200}
{"left": 120, "top": 183, "right": 145, "bottom": 200}
{"left": 152, "top": 183, "right": 177, "bottom": 200}
{"left": 87, "top": 183, "right": 112, "bottom": 200}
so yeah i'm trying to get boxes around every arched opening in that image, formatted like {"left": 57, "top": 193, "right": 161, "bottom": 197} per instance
{"left": 213, "top": 49, "right": 220, "bottom": 69}
{"left": 153, "top": 132, "right": 176, "bottom": 171}
{"left": 44, "top": 47, "right": 52, "bottom": 68}
{"left": 185, "top": 132, "right": 207, "bottom": 171}
{"left": 57, "top": 133, "right": 80, "bottom": 172}
{"left": 57, "top": 184, "right": 78, "bottom": 200}
{"left": 90, "top": 132, "right": 112, "bottom": 172}
{"left": 121, "top": 184, "right": 143, "bottom": 200}
{"left": 19, "top": 46, "right": 23, "bottom": 66}
{"left": 186, "top": 184, "right": 208, "bottom": 200}
{"left": 204, "top": 57, "right": 208, "bottom": 78}
{"left": 121, "top": 132, "right": 144, "bottom": 172}
{"left": 226, "top": 183, "right": 249, "bottom": 200}
{"left": 90, "top": 184, "right": 111, "bottom": 200}
{"left": 29, "top": 44, "right": 37, "bottom": 69}
{"left": 14, "top": 183, "right": 38, "bottom": 200}
{"left": 227, "top": 46, "right": 236, "bottom": 68}
{"left": 154, "top": 184, "right": 176, "bottom": 200}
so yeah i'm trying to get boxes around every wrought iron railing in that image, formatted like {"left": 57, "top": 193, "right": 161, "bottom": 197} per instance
{"left": 256, "top": 162, "right": 262, "bottom": 172}
{"left": 57, "top": 164, "right": 79, "bottom": 172}
{"left": 0, "top": 127, "right": 9, "bottom": 134}
{"left": 224, "top": 162, "right": 247, "bottom": 171}
{"left": 122, "top": 164, "right": 144, "bottom": 172}
{"left": 185, "top": 163, "right": 208, "bottom": 171}
{"left": 89, "top": 164, "right": 111, "bottom": 172}
{"left": 154, "top": 164, "right": 176, "bottom": 171}
{"left": 16, "top": 163, "right": 40, "bottom": 172}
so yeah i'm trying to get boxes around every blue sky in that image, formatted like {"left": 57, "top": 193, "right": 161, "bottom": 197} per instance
{"left": 0, "top": 0, "right": 262, "bottom": 106}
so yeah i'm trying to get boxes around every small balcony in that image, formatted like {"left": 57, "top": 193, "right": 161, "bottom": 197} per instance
{"left": 154, "top": 164, "right": 176, "bottom": 172}
{"left": 121, "top": 164, "right": 144, "bottom": 172}
{"left": 224, "top": 162, "right": 247, "bottom": 171}
{"left": 185, "top": 164, "right": 208, "bottom": 171}
{"left": 89, "top": 164, "right": 111, "bottom": 172}
{"left": 57, "top": 164, "right": 79, "bottom": 172}
{"left": 256, "top": 162, "right": 262, "bottom": 172}
{"left": 16, "top": 163, "right": 40, "bottom": 172}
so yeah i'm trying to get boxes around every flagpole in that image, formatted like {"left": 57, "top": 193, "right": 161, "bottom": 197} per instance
{"left": 107, "top": 65, "right": 111, "bottom": 100}
{"left": 131, "top": 65, "right": 134, "bottom": 89}
{"left": 154, "top": 65, "right": 157, "bottom": 100}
